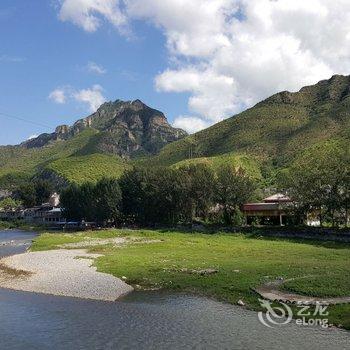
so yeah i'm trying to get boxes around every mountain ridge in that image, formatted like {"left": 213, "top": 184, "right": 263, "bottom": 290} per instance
{"left": 21, "top": 99, "right": 187, "bottom": 158}
{"left": 152, "top": 74, "right": 350, "bottom": 169}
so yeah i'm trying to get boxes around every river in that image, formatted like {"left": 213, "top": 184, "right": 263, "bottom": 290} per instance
{"left": 0, "top": 230, "right": 349, "bottom": 350}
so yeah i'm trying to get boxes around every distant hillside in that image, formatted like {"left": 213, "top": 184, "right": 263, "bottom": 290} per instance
{"left": 0, "top": 100, "right": 186, "bottom": 188}
{"left": 152, "top": 74, "right": 350, "bottom": 175}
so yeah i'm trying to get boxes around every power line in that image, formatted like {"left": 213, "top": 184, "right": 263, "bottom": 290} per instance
{"left": 0, "top": 111, "right": 53, "bottom": 129}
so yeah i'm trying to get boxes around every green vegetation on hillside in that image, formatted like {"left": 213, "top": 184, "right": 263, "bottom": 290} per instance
{"left": 46, "top": 153, "right": 130, "bottom": 184}
{"left": 0, "top": 129, "right": 128, "bottom": 187}
{"left": 32, "top": 229, "right": 350, "bottom": 329}
{"left": 152, "top": 75, "right": 350, "bottom": 175}
{"left": 172, "top": 153, "right": 262, "bottom": 180}
{"left": 0, "top": 129, "right": 98, "bottom": 185}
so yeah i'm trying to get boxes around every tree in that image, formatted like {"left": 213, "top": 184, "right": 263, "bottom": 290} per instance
{"left": 60, "top": 184, "right": 84, "bottom": 221}
{"left": 34, "top": 180, "right": 53, "bottom": 205}
{"left": 95, "top": 178, "right": 122, "bottom": 225}
{"left": 216, "top": 166, "right": 256, "bottom": 225}
{"left": 78, "top": 183, "right": 96, "bottom": 221}
{"left": 15, "top": 179, "right": 53, "bottom": 207}
{"left": 283, "top": 141, "right": 349, "bottom": 227}
{"left": 16, "top": 183, "right": 36, "bottom": 207}
{"left": 148, "top": 167, "right": 191, "bottom": 225}
{"left": 119, "top": 167, "right": 150, "bottom": 224}
{"left": 179, "top": 163, "right": 216, "bottom": 222}
{"left": 119, "top": 166, "right": 192, "bottom": 226}
{"left": 0, "top": 197, "right": 22, "bottom": 210}
{"left": 61, "top": 180, "right": 122, "bottom": 224}
{"left": 341, "top": 164, "right": 350, "bottom": 227}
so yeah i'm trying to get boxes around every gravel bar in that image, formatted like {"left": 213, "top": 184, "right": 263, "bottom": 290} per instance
{"left": 0, "top": 249, "right": 134, "bottom": 301}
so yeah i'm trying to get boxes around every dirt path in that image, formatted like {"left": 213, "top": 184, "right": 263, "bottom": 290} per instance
{"left": 254, "top": 280, "right": 350, "bottom": 305}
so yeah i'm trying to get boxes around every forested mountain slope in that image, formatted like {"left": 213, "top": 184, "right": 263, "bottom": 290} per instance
{"left": 152, "top": 74, "right": 350, "bottom": 174}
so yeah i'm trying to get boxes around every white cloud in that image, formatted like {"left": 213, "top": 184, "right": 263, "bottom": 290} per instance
{"left": 58, "top": 0, "right": 128, "bottom": 33}
{"left": 73, "top": 84, "right": 106, "bottom": 112}
{"left": 155, "top": 68, "right": 240, "bottom": 122}
{"left": 49, "top": 88, "right": 67, "bottom": 104}
{"left": 57, "top": 0, "right": 350, "bottom": 132}
{"left": 49, "top": 84, "right": 106, "bottom": 112}
{"left": 173, "top": 116, "right": 210, "bottom": 134}
{"left": 86, "top": 61, "right": 106, "bottom": 74}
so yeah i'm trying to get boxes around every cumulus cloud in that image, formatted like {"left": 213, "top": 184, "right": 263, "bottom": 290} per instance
{"left": 155, "top": 68, "right": 240, "bottom": 122}
{"left": 73, "top": 84, "right": 106, "bottom": 112}
{"left": 49, "top": 88, "right": 67, "bottom": 104}
{"left": 57, "top": 0, "right": 350, "bottom": 131}
{"left": 173, "top": 116, "right": 210, "bottom": 134}
{"left": 58, "top": 0, "right": 128, "bottom": 33}
{"left": 49, "top": 85, "right": 106, "bottom": 112}
{"left": 86, "top": 61, "right": 106, "bottom": 74}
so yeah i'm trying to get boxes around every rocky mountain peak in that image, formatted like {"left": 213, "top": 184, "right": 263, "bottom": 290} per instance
{"left": 55, "top": 125, "right": 70, "bottom": 135}
{"left": 21, "top": 99, "right": 187, "bottom": 158}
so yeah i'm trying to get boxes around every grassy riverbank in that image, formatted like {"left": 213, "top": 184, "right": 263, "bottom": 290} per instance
{"left": 31, "top": 229, "right": 350, "bottom": 329}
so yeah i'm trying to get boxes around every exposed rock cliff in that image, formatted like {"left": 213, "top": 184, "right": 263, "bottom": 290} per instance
{"left": 22, "top": 99, "right": 187, "bottom": 158}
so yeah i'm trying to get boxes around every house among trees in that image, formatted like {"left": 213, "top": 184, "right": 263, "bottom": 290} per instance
{"left": 23, "top": 193, "right": 62, "bottom": 224}
{"left": 243, "top": 194, "right": 294, "bottom": 226}
{"left": 0, "top": 208, "right": 24, "bottom": 221}
{"left": 0, "top": 192, "right": 63, "bottom": 225}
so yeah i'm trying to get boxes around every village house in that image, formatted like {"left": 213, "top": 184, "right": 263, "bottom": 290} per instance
{"left": 242, "top": 193, "right": 295, "bottom": 226}
{"left": 23, "top": 193, "right": 63, "bottom": 224}
{"left": 0, "top": 193, "right": 64, "bottom": 225}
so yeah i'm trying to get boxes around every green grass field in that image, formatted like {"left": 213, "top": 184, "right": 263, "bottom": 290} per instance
{"left": 32, "top": 229, "right": 350, "bottom": 329}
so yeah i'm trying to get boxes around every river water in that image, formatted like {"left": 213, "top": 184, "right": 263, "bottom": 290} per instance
{"left": 0, "top": 230, "right": 349, "bottom": 350}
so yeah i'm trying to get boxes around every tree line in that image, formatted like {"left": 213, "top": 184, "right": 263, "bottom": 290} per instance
{"left": 60, "top": 164, "right": 256, "bottom": 226}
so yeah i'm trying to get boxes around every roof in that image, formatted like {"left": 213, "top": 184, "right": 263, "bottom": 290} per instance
{"left": 48, "top": 208, "right": 62, "bottom": 213}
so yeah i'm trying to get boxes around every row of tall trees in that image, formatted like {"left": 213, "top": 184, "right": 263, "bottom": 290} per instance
{"left": 60, "top": 178, "right": 122, "bottom": 224}
{"left": 60, "top": 165, "right": 256, "bottom": 226}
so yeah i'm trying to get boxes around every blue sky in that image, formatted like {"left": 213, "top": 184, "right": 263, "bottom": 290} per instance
{"left": 0, "top": 1, "right": 347, "bottom": 145}
{"left": 0, "top": 1, "right": 188, "bottom": 145}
